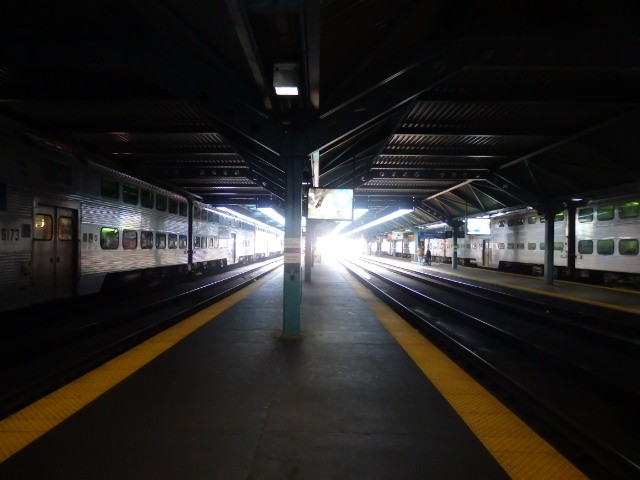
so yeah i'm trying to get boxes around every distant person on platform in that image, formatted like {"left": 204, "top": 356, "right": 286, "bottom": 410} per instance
{"left": 417, "top": 245, "right": 425, "bottom": 265}
{"left": 425, "top": 248, "right": 432, "bottom": 266}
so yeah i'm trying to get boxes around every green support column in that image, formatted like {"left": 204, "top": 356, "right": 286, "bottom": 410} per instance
{"left": 447, "top": 220, "right": 464, "bottom": 270}
{"left": 566, "top": 203, "right": 577, "bottom": 280}
{"left": 544, "top": 211, "right": 555, "bottom": 286}
{"left": 283, "top": 154, "right": 304, "bottom": 336}
{"left": 304, "top": 221, "right": 315, "bottom": 282}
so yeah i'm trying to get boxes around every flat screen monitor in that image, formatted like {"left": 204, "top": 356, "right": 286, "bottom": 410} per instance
{"left": 307, "top": 188, "right": 354, "bottom": 220}
{"left": 466, "top": 218, "right": 491, "bottom": 235}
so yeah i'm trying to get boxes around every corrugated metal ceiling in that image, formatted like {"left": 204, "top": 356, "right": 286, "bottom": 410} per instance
{"left": 0, "top": 0, "right": 639, "bottom": 236}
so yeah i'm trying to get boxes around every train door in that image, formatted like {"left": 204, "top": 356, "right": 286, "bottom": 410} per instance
{"left": 231, "top": 232, "right": 237, "bottom": 264}
{"left": 482, "top": 239, "right": 490, "bottom": 267}
{"left": 32, "top": 205, "right": 77, "bottom": 303}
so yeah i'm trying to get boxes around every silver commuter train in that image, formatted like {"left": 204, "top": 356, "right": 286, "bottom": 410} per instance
{"left": 417, "top": 195, "right": 640, "bottom": 286}
{"left": 0, "top": 131, "right": 283, "bottom": 312}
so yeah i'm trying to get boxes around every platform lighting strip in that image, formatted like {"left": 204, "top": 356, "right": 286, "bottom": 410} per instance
{"left": 342, "top": 208, "right": 413, "bottom": 236}
{"left": 329, "top": 209, "right": 369, "bottom": 235}
{"left": 257, "top": 207, "right": 285, "bottom": 226}
{"left": 217, "top": 207, "right": 283, "bottom": 231}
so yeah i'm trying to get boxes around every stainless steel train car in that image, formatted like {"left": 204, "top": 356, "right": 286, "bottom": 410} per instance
{"left": 0, "top": 131, "right": 283, "bottom": 312}
{"left": 413, "top": 196, "right": 640, "bottom": 286}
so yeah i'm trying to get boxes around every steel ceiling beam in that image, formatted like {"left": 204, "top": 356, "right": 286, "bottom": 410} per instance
{"left": 301, "top": 0, "right": 321, "bottom": 110}
{"left": 225, "top": 0, "right": 275, "bottom": 111}
{"left": 306, "top": 46, "right": 462, "bottom": 153}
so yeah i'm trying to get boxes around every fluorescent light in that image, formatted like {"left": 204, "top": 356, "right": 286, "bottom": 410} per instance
{"left": 273, "top": 63, "right": 299, "bottom": 96}
{"left": 217, "top": 207, "right": 282, "bottom": 231}
{"left": 274, "top": 86, "right": 299, "bottom": 96}
{"left": 257, "top": 207, "right": 285, "bottom": 225}
{"left": 343, "top": 209, "right": 413, "bottom": 236}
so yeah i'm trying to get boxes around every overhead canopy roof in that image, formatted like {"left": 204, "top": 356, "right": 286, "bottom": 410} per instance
{"left": 1, "top": 1, "right": 639, "bottom": 236}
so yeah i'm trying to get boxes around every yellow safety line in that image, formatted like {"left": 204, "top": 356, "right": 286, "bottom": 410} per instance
{"left": 0, "top": 273, "right": 273, "bottom": 463}
{"left": 424, "top": 265, "right": 640, "bottom": 315}
{"left": 347, "top": 275, "right": 588, "bottom": 480}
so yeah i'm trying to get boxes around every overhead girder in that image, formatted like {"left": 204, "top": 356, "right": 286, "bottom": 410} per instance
{"left": 300, "top": 0, "right": 321, "bottom": 110}
{"left": 224, "top": 0, "right": 276, "bottom": 112}
{"left": 306, "top": 47, "right": 462, "bottom": 153}
{"left": 2, "top": 31, "right": 639, "bottom": 155}
{"left": 368, "top": 168, "right": 490, "bottom": 181}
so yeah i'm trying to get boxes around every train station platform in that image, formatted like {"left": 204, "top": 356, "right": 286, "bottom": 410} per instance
{"left": 384, "top": 255, "right": 640, "bottom": 316}
{"left": 0, "top": 260, "right": 586, "bottom": 479}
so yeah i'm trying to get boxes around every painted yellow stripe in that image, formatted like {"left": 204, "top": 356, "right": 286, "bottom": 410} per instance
{"left": 0, "top": 273, "right": 273, "bottom": 463}
{"left": 425, "top": 265, "right": 640, "bottom": 315}
{"left": 348, "top": 275, "right": 588, "bottom": 480}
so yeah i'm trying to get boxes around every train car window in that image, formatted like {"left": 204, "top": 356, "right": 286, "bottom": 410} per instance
{"left": 498, "top": 243, "right": 505, "bottom": 249}
{"left": 498, "top": 220, "right": 506, "bottom": 227}
{"left": 123, "top": 230, "right": 138, "bottom": 249}
{"left": 123, "top": 183, "right": 139, "bottom": 205}
{"left": 58, "top": 216, "right": 73, "bottom": 241}
{"left": 210, "top": 212, "right": 220, "bottom": 223}
{"left": 539, "top": 215, "right": 546, "bottom": 223}
{"left": 597, "top": 205, "right": 614, "bottom": 221}
{"left": 578, "top": 240, "right": 593, "bottom": 255}
{"left": 34, "top": 214, "right": 53, "bottom": 240}
{"left": 618, "top": 201, "right": 639, "bottom": 219}
{"left": 619, "top": 239, "right": 639, "bottom": 256}
{"left": 540, "top": 243, "right": 545, "bottom": 250}
{"left": 527, "top": 216, "right": 537, "bottom": 224}
{"left": 179, "top": 201, "right": 188, "bottom": 217}
{"left": 507, "top": 243, "right": 514, "bottom": 249}
{"left": 596, "top": 239, "right": 614, "bottom": 255}
{"left": 578, "top": 208, "right": 593, "bottom": 223}
{"left": 179, "top": 235, "right": 187, "bottom": 249}
{"left": 156, "top": 233, "right": 167, "bottom": 249}
{"left": 141, "top": 189, "right": 154, "bottom": 209}
{"left": 555, "top": 212, "right": 564, "bottom": 221}
{"left": 100, "top": 227, "right": 119, "bottom": 250}
{"left": 101, "top": 178, "right": 119, "bottom": 199}
{"left": 156, "top": 194, "right": 167, "bottom": 212}
{"left": 516, "top": 243, "right": 524, "bottom": 249}
{"left": 194, "top": 236, "right": 201, "bottom": 248}
{"left": 553, "top": 242, "right": 564, "bottom": 251}
{"left": 141, "top": 230, "right": 153, "bottom": 249}
{"left": 214, "top": 236, "right": 219, "bottom": 248}
{"left": 168, "top": 198, "right": 178, "bottom": 214}
{"left": 527, "top": 243, "right": 536, "bottom": 250}
{"left": 194, "top": 206, "right": 201, "bottom": 220}
{"left": 168, "top": 233, "right": 177, "bottom": 249}
{"left": 208, "top": 237, "right": 215, "bottom": 248}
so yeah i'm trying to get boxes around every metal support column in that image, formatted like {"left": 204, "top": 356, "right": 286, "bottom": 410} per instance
{"left": 544, "top": 212, "right": 555, "bottom": 286}
{"left": 283, "top": 155, "right": 304, "bottom": 336}
{"left": 567, "top": 203, "right": 577, "bottom": 279}
{"left": 447, "top": 220, "right": 464, "bottom": 270}
{"left": 304, "top": 220, "right": 315, "bottom": 281}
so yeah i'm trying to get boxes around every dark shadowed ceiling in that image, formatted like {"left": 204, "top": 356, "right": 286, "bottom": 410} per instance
{"left": 1, "top": 1, "right": 639, "bottom": 237}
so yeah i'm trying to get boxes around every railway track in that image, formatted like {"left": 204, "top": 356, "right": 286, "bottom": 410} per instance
{"left": 339, "top": 256, "right": 640, "bottom": 480}
{"left": 0, "top": 258, "right": 283, "bottom": 419}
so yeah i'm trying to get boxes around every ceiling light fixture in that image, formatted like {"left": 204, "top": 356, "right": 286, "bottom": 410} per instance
{"left": 273, "top": 63, "right": 299, "bottom": 96}
{"left": 257, "top": 207, "right": 285, "bottom": 226}
{"left": 342, "top": 208, "right": 413, "bottom": 236}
